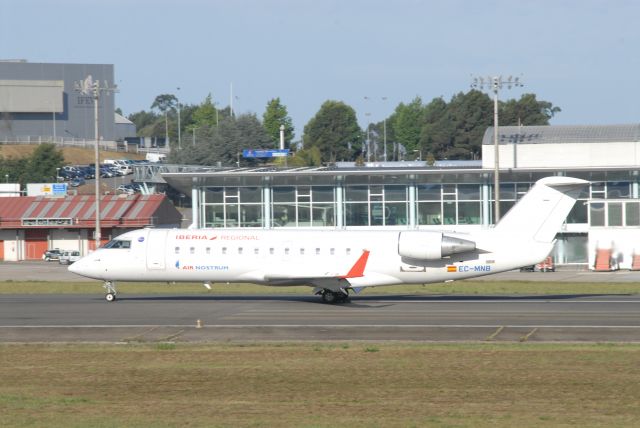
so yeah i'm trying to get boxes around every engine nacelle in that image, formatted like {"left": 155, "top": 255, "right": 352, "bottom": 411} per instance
{"left": 397, "top": 231, "right": 476, "bottom": 260}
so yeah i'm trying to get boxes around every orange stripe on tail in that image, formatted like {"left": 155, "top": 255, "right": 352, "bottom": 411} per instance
{"left": 340, "top": 250, "right": 370, "bottom": 279}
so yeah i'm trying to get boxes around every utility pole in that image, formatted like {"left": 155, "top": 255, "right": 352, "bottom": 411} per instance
{"left": 176, "top": 87, "right": 181, "bottom": 150}
{"left": 471, "top": 75, "right": 523, "bottom": 223}
{"left": 74, "top": 75, "right": 118, "bottom": 249}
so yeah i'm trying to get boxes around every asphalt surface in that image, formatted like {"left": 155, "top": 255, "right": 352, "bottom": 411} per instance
{"left": 1, "top": 293, "right": 639, "bottom": 343}
{"left": 1, "top": 261, "right": 640, "bottom": 343}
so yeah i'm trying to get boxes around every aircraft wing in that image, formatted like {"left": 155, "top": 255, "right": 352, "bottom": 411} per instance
{"left": 262, "top": 250, "right": 370, "bottom": 290}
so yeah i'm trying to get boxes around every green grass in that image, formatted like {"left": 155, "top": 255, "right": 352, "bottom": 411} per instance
{"left": 1, "top": 280, "right": 639, "bottom": 296}
{"left": 1, "top": 342, "right": 640, "bottom": 427}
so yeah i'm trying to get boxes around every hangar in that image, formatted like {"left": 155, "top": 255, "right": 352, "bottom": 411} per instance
{"left": 0, "top": 194, "right": 182, "bottom": 261}
{"left": 144, "top": 123, "right": 640, "bottom": 271}
{"left": 0, "top": 60, "right": 135, "bottom": 144}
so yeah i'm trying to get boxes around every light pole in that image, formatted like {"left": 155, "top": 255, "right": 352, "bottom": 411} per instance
{"left": 364, "top": 96, "right": 389, "bottom": 161}
{"left": 381, "top": 96, "right": 388, "bottom": 161}
{"left": 176, "top": 87, "right": 181, "bottom": 150}
{"left": 471, "top": 75, "right": 523, "bottom": 223}
{"left": 74, "top": 75, "right": 118, "bottom": 248}
{"left": 4, "top": 174, "right": 8, "bottom": 183}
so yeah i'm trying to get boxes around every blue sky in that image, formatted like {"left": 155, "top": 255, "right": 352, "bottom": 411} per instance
{"left": 1, "top": 0, "right": 639, "bottom": 138}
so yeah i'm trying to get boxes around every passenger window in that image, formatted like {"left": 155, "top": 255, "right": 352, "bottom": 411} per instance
{"left": 254, "top": 248, "right": 259, "bottom": 255}
{"left": 174, "top": 247, "right": 180, "bottom": 254}
{"left": 285, "top": 248, "right": 290, "bottom": 255}
{"left": 269, "top": 248, "right": 274, "bottom": 255}
{"left": 238, "top": 247, "right": 243, "bottom": 255}
{"left": 346, "top": 248, "right": 351, "bottom": 255}
{"left": 222, "top": 247, "right": 227, "bottom": 255}
{"left": 300, "top": 248, "right": 305, "bottom": 255}
{"left": 206, "top": 247, "right": 211, "bottom": 255}
{"left": 190, "top": 247, "right": 195, "bottom": 255}
{"left": 330, "top": 248, "right": 335, "bottom": 255}
{"left": 316, "top": 248, "right": 320, "bottom": 255}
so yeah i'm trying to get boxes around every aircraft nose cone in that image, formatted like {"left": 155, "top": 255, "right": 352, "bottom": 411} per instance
{"left": 67, "top": 260, "right": 81, "bottom": 274}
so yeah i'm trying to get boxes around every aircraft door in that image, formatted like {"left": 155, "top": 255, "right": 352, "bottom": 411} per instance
{"left": 146, "top": 229, "right": 168, "bottom": 270}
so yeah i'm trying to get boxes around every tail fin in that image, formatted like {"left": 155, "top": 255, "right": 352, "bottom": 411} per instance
{"left": 494, "top": 177, "right": 588, "bottom": 243}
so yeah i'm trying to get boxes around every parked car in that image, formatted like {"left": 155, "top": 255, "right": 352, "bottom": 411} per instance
{"left": 42, "top": 248, "right": 63, "bottom": 261}
{"left": 58, "top": 250, "right": 81, "bottom": 265}
{"left": 70, "top": 176, "right": 86, "bottom": 187}
{"left": 117, "top": 184, "right": 136, "bottom": 195}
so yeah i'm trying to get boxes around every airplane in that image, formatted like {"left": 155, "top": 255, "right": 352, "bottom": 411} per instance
{"left": 69, "top": 176, "right": 588, "bottom": 303}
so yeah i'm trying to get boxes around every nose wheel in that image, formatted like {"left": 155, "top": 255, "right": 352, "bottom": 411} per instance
{"left": 103, "top": 281, "right": 117, "bottom": 302}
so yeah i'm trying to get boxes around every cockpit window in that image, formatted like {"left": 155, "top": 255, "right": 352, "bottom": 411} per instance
{"left": 103, "top": 239, "right": 131, "bottom": 249}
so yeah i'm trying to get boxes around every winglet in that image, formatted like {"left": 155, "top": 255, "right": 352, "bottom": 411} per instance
{"left": 339, "top": 250, "right": 370, "bottom": 279}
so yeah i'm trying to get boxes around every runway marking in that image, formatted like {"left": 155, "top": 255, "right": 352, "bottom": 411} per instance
{"left": 2, "top": 324, "right": 640, "bottom": 329}
{"left": 374, "top": 300, "right": 640, "bottom": 304}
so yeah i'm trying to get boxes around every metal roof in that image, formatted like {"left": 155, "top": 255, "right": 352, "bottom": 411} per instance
{"left": 0, "top": 194, "right": 181, "bottom": 229}
{"left": 482, "top": 124, "right": 640, "bottom": 145}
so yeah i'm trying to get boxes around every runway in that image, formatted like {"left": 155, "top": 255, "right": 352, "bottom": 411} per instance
{"left": 1, "top": 293, "right": 640, "bottom": 343}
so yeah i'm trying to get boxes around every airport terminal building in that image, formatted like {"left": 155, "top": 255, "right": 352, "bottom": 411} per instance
{"left": 143, "top": 124, "right": 640, "bottom": 270}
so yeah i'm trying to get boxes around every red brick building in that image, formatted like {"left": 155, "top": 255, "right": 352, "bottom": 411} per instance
{"left": 0, "top": 194, "right": 182, "bottom": 261}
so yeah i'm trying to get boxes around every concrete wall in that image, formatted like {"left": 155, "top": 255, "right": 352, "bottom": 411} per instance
{"left": 483, "top": 142, "right": 640, "bottom": 169}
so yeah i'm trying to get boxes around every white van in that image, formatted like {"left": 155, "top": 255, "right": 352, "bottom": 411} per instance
{"left": 104, "top": 159, "right": 128, "bottom": 167}
{"left": 146, "top": 153, "right": 167, "bottom": 163}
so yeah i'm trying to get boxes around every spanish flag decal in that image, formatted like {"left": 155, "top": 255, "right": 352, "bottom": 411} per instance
{"left": 447, "top": 265, "right": 457, "bottom": 273}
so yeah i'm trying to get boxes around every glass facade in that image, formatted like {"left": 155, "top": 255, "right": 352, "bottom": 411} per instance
{"left": 198, "top": 178, "right": 636, "bottom": 230}
{"left": 273, "top": 186, "right": 336, "bottom": 227}
{"left": 344, "top": 185, "right": 408, "bottom": 226}
{"left": 202, "top": 186, "right": 264, "bottom": 228}
{"left": 417, "top": 183, "right": 482, "bottom": 225}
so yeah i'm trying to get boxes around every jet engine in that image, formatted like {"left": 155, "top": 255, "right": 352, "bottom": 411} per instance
{"left": 397, "top": 231, "right": 476, "bottom": 260}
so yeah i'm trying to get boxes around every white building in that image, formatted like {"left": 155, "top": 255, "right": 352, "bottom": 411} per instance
{"left": 136, "top": 124, "right": 640, "bottom": 271}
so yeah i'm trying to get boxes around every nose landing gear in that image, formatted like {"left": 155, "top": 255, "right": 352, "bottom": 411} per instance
{"left": 103, "top": 281, "right": 117, "bottom": 302}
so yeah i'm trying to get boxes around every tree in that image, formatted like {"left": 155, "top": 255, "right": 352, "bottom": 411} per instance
{"left": 128, "top": 110, "right": 160, "bottom": 136}
{"left": 151, "top": 94, "right": 178, "bottom": 146}
{"left": 27, "top": 144, "right": 65, "bottom": 182}
{"left": 303, "top": 100, "right": 362, "bottom": 164}
{"left": 500, "top": 93, "right": 561, "bottom": 126}
{"left": 192, "top": 94, "right": 219, "bottom": 128}
{"left": 170, "top": 113, "right": 271, "bottom": 167}
{"left": 287, "top": 146, "right": 322, "bottom": 167}
{"left": 391, "top": 96, "right": 425, "bottom": 154}
{"left": 262, "top": 98, "right": 294, "bottom": 148}
{"left": 0, "top": 143, "right": 64, "bottom": 185}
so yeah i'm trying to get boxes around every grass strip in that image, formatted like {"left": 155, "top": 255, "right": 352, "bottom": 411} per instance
{"left": 1, "top": 342, "right": 639, "bottom": 427}
{"left": 1, "top": 280, "right": 639, "bottom": 296}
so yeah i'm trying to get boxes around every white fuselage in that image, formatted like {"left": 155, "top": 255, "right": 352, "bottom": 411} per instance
{"left": 69, "top": 227, "right": 552, "bottom": 288}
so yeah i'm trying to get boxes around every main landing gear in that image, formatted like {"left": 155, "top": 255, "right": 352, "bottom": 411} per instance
{"left": 319, "top": 289, "right": 350, "bottom": 304}
{"left": 103, "top": 281, "right": 117, "bottom": 302}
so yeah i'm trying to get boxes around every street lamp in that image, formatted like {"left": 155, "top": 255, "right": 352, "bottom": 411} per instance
{"left": 4, "top": 174, "right": 8, "bottom": 183}
{"left": 471, "top": 75, "right": 523, "bottom": 223}
{"left": 176, "top": 87, "right": 182, "bottom": 150}
{"left": 381, "top": 97, "right": 388, "bottom": 161}
{"left": 364, "top": 96, "right": 389, "bottom": 161}
{"left": 74, "top": 75, "right": 118, "bottom": 248}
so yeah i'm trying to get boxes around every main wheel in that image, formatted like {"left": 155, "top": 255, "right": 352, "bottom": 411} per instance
{"left": 105, "top": 293, "right": 116, "bottom": 302}
{"left": 321, "top": 291, "right": 337, "bottom": 304}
